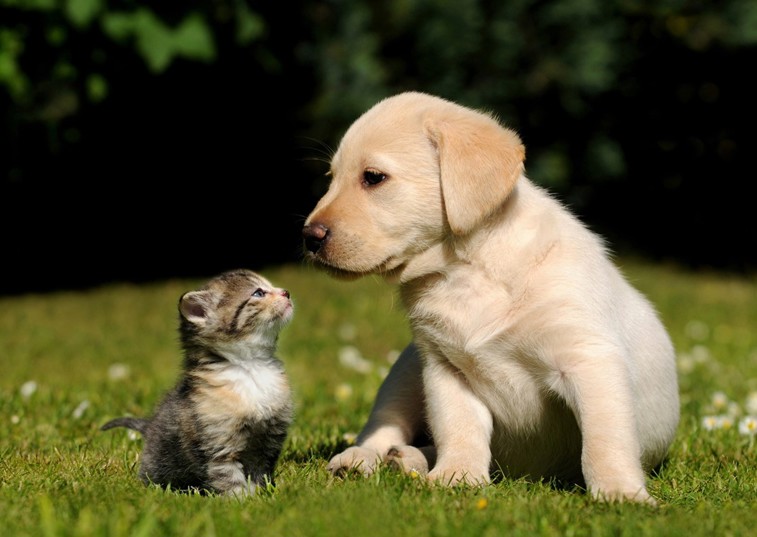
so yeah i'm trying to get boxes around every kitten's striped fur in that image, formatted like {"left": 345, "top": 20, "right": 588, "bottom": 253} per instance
{"left": 102, "top": 269, "right": 294, "bottom": 497}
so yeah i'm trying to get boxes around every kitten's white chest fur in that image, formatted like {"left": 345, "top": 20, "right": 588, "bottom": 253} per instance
{"left": 210, "top": 341, "right": 291, "bottom": 420}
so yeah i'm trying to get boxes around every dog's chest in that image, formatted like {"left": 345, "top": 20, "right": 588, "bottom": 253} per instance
{"left": 405, "top": 268, "right": 521, "bottom": 363}
{"left": 406, "top": 268, "right": 549, "bottom": 429}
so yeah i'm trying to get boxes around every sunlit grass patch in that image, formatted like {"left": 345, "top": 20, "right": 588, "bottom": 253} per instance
{"left": 1, "top": 259, "right": 756, "bottom": 536}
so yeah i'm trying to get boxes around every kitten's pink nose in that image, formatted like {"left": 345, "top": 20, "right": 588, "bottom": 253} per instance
{"left": 281, "top": 290, "right": 290, "bottom": 299}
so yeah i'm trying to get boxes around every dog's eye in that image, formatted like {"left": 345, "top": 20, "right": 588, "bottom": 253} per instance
{"left": 363, "top": 169, "right": 387, "bottom": 186}
{"left": 251, "top": 288, "right": 266, "bottom": 298}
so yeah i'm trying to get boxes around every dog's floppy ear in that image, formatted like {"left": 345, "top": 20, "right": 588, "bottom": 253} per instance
{"left": 424, "top": 106, "right": 525, "bottom": 236}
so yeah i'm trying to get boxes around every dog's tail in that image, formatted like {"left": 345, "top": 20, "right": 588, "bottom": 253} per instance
{"left": 100, "top": 417, "right": 149, "bottom": 435}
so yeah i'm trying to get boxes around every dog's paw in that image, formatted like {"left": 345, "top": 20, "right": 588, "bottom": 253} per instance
{"left": 326, "top": 446, "right": 383, "bottom": 477}
{"left": 385, "top": 445, "right": 432, "bottom": 476}
{"left": 427, "top": 464, "right": 490, "bottom": 487}
{"left": 592, "top": 486, "right": 658, "bottom": 506}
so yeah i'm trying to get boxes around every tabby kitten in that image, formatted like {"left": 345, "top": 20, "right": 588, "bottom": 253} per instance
{"left": 101, "top": 269, "right": 294, "bottom": 497}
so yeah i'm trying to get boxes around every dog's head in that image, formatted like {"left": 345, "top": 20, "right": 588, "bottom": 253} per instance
{"left": 302, "top": 91, "right": 525, "bottom": 280}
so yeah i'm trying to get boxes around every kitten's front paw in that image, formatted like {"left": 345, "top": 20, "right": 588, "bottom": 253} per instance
{"left": 220, "top": 481, "right": 257, "bottom": 499}
{"left": 326, "top": 446, "right": 383, "bottom": 477}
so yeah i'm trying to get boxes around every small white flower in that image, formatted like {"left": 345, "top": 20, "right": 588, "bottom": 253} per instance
{"left": 711, "top": 391, "right": 729, "bottom": 411}
{"left": 701, "top": 415, "right": 720, "bottom": 431}
{"left": 338, "top": 346, "right": 373, "bottom": 374}
{"left": 72, "top": 400, "right": 90, "bottom": 419}
{"left": 727, "top": 402, "right": 742, "bottom": 417}
{"left": 738, "top": 416, "right": 757, "bottom": 436}
{"left": 108, "top": 363, "right": 130, "bottom": 380}
{"left": 701, "top": 415, "right": 734, "bottom": 431}
{"left": 719, "top": 415, "right": 735, "bottom": 430}
{"left": 745, "top": 392, "right": 757, "bottom": 415}
{"left": 342, "top": 432, "right": 357, "bottom": 445}
{"left": 691, "top": 345, "right": 711, "bottom": 363}
{"left": 10, "top": 415, "right": 20, "bottom": 425}
{"left": 20, "top": 381, "right": 38, "bottom": 399}
{"left": 128, "top": 430, "right": 140, "bottom": 441}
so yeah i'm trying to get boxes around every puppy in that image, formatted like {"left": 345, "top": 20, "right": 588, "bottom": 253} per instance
{"left": 302, "top": 91, "right": 679, "bottom": 504}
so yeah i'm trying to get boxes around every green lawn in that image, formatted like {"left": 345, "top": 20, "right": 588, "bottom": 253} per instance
{"left": 1, "top": 259, "right": 755, "bottom": 536}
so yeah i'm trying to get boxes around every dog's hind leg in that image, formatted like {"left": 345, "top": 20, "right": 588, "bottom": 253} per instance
{"left": 327, "top": 342, "right": 426, "bottom": 477}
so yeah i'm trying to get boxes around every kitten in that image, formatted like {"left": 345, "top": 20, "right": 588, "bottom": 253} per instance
{"left": 101, "top": 268, "right": 294, "bottom": 497}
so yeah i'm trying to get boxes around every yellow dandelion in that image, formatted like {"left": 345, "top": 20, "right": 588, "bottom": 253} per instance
{"left": 335, "top": 383, "right": 353, "bottom": 401}
{"left": 475, "top": 497, "right": 489, "bottom": 510}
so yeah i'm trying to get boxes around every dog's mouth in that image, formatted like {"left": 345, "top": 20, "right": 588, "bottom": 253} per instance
{"left": 308, "top": 259, "right": 365, "bottom": 281}
{"left": 305, "top": 251, "right": 404, "bottom": 281}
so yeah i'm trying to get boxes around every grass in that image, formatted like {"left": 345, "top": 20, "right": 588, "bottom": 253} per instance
{"left": 1, "top": 259, "right": 756, "bottom": 536}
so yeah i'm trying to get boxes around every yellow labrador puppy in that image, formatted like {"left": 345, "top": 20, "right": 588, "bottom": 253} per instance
{"left": 302, "top": 92, "right": 679, "bottom": 504}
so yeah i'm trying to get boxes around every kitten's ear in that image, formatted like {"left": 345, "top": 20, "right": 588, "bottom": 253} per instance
{"left": 179, "top": 291, "right": 211, "bottom": 326}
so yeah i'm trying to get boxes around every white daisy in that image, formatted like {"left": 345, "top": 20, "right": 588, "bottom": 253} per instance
{"left": 701, "top": 415, "right": 720, "bottom": 431}
{"left": 718, "top": 415, "right": 735, "bottom": 430}
{"left": 711, "top": 391, "right": 729, "bottom": 412}
{"left": 72, "top": 400, "right": 90, "bottom": 419}
{"left": 20, "top": 380, "right": 37, "bottom": 399}
{"left": 338, "top": 346, "right": 373, "bottom": 374}
{"left": 738, "top": 416, "right": 757, "bottom": 436}
{"left": 107, "top": 363, "right": 130, "bottom": 380}
{"left": 745, "top": 392, "right": 757, "bottom": 415}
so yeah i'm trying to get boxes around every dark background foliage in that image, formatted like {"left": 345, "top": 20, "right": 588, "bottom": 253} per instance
{"left": 2, "top": 0, "right": 755, "bottom": 295}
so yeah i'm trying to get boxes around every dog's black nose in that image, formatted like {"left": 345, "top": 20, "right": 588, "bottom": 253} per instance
{"left": 302, "top": 223, "right": 329, "bottom": 254}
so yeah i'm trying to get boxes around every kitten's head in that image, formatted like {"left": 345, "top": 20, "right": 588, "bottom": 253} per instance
{"left": 178, "top": 269, "right": 293, "bottom": 352}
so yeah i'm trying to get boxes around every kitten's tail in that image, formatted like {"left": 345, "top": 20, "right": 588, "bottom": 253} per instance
{"left": 100, "top": 417, "right": 150, "bottom": 434}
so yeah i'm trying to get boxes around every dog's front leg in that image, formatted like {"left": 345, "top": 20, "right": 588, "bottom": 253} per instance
{"left": 559, "top": 350, "right": 655, "bottom": 504}
{"left": 326, "top": 342, "right": 426, "bottom": 476}
{"left": 423, "top": 354, "right": 493, "bottom": 486}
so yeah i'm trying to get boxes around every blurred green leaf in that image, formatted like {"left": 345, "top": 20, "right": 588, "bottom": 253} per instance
{"left": 45, "top": 25, "right": 67, "bottom": 46}
{"left": 529, "top": 148, "right": 571, "bottom": 190}
{"left": 86, "top": 73, "right": 107, "bottom": 102}
{"left": 587, "top": 136, "right": 626, "bottom": 180}
{"left": 101, "top": 9, "right": 216, "bottom": 73}
{"left": 133, "top": 9, "right": 175, "bottom": 72}
{"left": 0, "top": 29, "right": 28, "bottom": 100}
{"left": 101, "top": 11, "right": 137, "bottom": 41}
{"left": 726, "top": 0, "right": 757, "bottom": 45}
{"left": 235, "top": 4, "right": 265, "bottom": 45}
{"left": 172, "top": 13, "right": 216, "bottom": 62}
{"left": 65, "top": 0, "right": 102, "bottom": 28}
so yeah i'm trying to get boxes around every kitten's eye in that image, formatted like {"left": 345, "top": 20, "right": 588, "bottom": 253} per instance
{"left": 251, "top": 288, "right": 266, "bottom": 298}
{"left": 363, "top": 169, "right": 387, "bottom": 186}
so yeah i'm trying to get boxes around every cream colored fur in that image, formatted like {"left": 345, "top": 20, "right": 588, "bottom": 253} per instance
{"left": 303, "top": 91, "right": 679, "bottom": 504}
